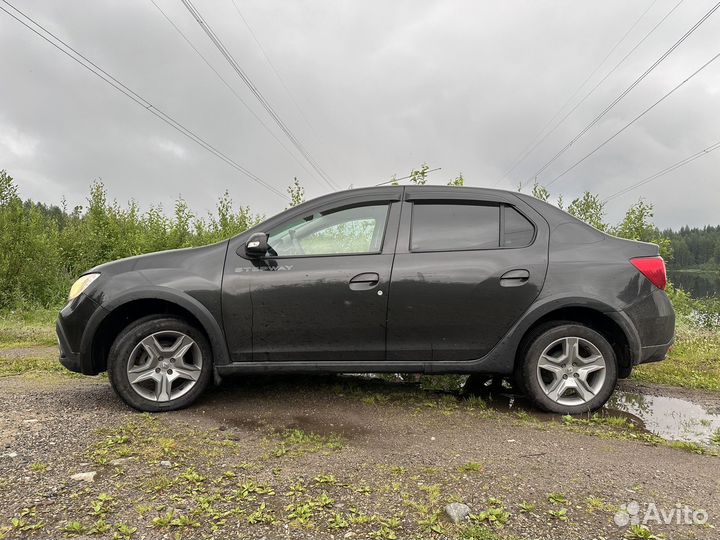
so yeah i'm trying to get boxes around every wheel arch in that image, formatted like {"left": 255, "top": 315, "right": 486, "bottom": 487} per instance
{"left": 84, "top": 288, "right": 230, "bottom": 374}
{"left": 513, "top": 304, "right": 637, "bottom": 379}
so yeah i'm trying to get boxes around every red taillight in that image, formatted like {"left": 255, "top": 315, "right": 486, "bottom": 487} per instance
{"left": 630, "top": 256, "right": 667, "bottom": 290}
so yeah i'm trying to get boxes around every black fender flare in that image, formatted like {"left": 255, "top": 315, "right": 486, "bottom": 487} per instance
{"left": 509, "top": 294, "right": 641, "bottom": 364}
{"left": 458, "top": 294, "right": 641, "bottom": 375}
{"left": 81, "top": 286, "right": 231, "bottom": 371}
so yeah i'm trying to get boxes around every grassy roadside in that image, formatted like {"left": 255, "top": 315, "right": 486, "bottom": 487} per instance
{"left": 631, "top": 287, "right": 720, "bottom": 391}
{"left": 0, "top": 309, "right": 62, "bottom": 377}
{"left": 0, "top": 308, "right": 57, "bottom": 349}
{"left": 632, "top": 323, "right": 720, "bottom": 390}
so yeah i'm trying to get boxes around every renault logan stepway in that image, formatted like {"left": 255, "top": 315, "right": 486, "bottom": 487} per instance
{"left": 56, "top": 186, "right": 675, "bottom": 413}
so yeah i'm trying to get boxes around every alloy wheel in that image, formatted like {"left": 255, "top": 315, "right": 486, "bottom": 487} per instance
{"left": 126, "top": 330, "right": 203, "bottom": 402}
{"left": 536, "top": 336, "right": 607, "bottom": 407}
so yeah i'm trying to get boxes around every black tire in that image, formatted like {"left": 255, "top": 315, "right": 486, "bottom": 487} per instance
{"left": 520, "top": 322, "right": 617, "bottom": 414}
{"left": 107, "top": 316, "right": 212, "bottom": 412}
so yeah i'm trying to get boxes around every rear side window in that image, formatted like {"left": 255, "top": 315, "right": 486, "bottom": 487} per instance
{"left": 502, "top": 206, "right": 535, "bottom": 247}
{"left": 410, "top": 202, "right": 535, "bottom": 252}
{"left": 411, "top": 203, "right": 499, "bottom": 251}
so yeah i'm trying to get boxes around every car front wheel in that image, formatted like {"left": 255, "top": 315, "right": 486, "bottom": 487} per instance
{"left": 520, "top": 322, "right": 617, "bottom": 414}
{"left": 108, "top": 316, "right": 212, "bottom": 412}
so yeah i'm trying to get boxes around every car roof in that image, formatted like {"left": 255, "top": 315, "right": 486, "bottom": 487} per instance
{"left": 305, "top": 184, "right": 522, "bottom": 202}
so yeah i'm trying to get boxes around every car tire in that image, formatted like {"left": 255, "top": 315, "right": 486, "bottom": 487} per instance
{"left": 108, "top": 316, "right": 212, "bottom": 412}
{"left": 520, "top": 322, "right": 617, "bottom": 414}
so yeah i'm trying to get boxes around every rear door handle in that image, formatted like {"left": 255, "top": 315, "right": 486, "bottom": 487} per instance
{"left": 500, "top": 269, "right": 530, "bottom": 287}
{"left": 349, "top": 272, "right": 380, "bottom": 291}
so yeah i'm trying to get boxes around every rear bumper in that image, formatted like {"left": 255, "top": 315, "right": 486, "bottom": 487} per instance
{"left": 621, "top": 288, "right": 675, "bottom": 367}
{"left": 638, "top": 338, "right": 674, "bottom": 365}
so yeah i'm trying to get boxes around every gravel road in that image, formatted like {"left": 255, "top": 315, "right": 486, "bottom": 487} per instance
{"left": 0, "top": 348, "right": 718, "bottom": 539}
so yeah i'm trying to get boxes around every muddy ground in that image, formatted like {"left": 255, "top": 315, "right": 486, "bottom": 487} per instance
{"left": 0, "top": 346, "right": 719, "bottom": 539}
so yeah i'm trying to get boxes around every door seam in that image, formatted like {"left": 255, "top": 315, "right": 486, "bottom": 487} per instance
{"left": 384, "top": 189, "right": 406, "bottom": 360}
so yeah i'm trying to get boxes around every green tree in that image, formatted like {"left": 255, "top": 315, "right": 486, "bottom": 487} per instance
{"left": 0, "top": 170, "right": 67, "bottom": 307}
{"left": 611, "top": 199, "right": 672, "bottom": 260}
{"left": 531, "top": 182, "right": 550, "bottom": 202}
{"left": 409, "top": 163, "right": 430, "bottom": 185}
{"left": 287, "top": 177, "right": 305, "bottom": 207}
{"left": 567, "top": 192, "right": 608, "bottom": 232}
{"left": 447, "top": 173, "right": 464, "bottom": 187}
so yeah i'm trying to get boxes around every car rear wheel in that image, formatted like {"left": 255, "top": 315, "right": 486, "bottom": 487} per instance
{"left": 520, "top": 322, "right": 617, "bottom": 414}
{"left": 108, "top": 316, "right": 212, "bottom": 412}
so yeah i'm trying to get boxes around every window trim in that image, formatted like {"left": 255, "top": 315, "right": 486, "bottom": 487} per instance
{"left": 408, "top": 201, "right": 536, "bottom": 254}
{"left": 263, "top": 202, "right": 392, "bottom": 260}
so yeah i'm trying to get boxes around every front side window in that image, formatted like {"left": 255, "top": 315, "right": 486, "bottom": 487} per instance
{"left": 411, "top": 202, "right": 500, "bottom": 251}
{"left": 267, "top": 203, "right": 389, "bottom": 257}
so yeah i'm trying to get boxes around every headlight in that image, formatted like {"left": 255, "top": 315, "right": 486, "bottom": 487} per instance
{"left": 68, "top": 273, "right": 100, "bottom": 301}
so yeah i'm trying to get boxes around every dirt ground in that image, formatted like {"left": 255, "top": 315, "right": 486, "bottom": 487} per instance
{"left": 0, "top": 347, "right": 719, "bottom": 539}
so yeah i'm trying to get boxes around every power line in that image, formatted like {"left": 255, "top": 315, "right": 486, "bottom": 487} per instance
{"left": 147, "top": 0, "right": 321, "bottom": 185}
{"left": 180, "top": 0, "right": 339, "bottom": 191}
{"left": 546, "top": 50, "right": 720, "bottom": 186}
{"left": 493, "top": 0, "right": 662, "bottom": 186}
{"left": 603, "top": 140, "right": 720, "bottom": 202}
{"left": 229, "top": 0, "right": 349, "bottom": 185}
{"left": 0, "top": 0, "right": 289, "bottom": 200}
{"left": 525, "top": 0, "right": 719, "bottom": 185}
{"left": 228, "top": 0, "right": 328, "bottom": 152}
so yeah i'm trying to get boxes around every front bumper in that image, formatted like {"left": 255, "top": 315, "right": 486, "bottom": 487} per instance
{"left": 56, "top": 293, "right": 105, "bottom": 375}
{"left": 57, "top": 319, "right": 82, "bottom": 373}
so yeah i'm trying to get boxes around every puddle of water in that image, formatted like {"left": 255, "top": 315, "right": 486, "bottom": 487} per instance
{"left": 608, "top": 391, "right": 720, "bottom": 445}
{"left": 462, "top": 378, "right": 720, "bottom": 446}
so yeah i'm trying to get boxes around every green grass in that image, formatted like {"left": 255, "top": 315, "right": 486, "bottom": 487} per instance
{"left": 0, "top": 354, "right": 75, "bottom": 378}
{"left": 0, "top": 308, "right": 81, "bottom": 378}
{"left": 632, "top": 323, "right": 720, "bottom": 391}
{"left": 0, "top": 308, "right": 57, "bottom": 349}
{"left": 272, "top": 429, "right": 345, "bottom": 458}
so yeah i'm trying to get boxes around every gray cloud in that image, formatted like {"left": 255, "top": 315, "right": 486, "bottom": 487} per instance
{"left": 1, "top": 0, "right": 719, "bottom": 228}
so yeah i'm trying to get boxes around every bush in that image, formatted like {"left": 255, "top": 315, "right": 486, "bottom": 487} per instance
{"left": 0, "top": 171, "right": 263, "bottom": 309}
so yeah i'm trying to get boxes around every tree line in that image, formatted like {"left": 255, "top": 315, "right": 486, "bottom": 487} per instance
{"left": 662, "top": 226, "right": 720, "bottom": 270}
{"left": 0, "top": 167, "right": 713, "bottom": 310}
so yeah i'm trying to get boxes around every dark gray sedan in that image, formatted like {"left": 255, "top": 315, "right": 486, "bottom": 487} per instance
{"left": 56, "top": 186, "right": 675, "bottom": 414}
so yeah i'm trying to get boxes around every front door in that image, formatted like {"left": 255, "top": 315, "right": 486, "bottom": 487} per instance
{"left": 223, "top": 199, "right": 400, "bottom": 362}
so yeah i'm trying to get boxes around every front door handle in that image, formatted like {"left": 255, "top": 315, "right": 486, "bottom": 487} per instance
{"left": 500, "top": 269, "right": 530, "bottom": 287}
{"left": 349, "top": 272, "right": 380, "bottom": 291}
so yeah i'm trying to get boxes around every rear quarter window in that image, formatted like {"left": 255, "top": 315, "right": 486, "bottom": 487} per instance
{"left": 502, "top": 206, "right": 535, "bottom": 247}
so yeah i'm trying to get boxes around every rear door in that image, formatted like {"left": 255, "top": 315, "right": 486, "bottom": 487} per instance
{"left": 386, "top": 188, "right": 549, "bottom": 361}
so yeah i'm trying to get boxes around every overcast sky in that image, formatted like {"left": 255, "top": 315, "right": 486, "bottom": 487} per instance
{"left": 1, "top": 0, "right": 719, "bottom": 229}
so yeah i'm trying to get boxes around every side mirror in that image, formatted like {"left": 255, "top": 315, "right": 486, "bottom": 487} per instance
{"left": 244, "top": 232, "right": 269, "bottom": 257}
